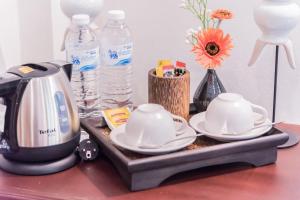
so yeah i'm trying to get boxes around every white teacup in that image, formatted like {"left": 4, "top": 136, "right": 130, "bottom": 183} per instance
{"left": 204, "top": 93, "right": 268, "bottom": 134}
{"left": 125, "top": 104, "right": 188, "bottom": 147}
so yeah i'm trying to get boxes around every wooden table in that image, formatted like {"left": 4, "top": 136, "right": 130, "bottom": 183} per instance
{"left": 0, "top": 123, "right": 299, "bottom": 200}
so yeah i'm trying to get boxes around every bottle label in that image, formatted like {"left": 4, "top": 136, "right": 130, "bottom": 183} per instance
{"left": 102, "top": 43, "right": 133, "bottom": 66}
{"left": 68, "top": 48, "right": 100, "bottom": 72}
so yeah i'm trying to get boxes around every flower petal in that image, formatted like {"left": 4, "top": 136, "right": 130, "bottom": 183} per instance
{"left": 192, "top": 28, "right": 233, "bottom": 68}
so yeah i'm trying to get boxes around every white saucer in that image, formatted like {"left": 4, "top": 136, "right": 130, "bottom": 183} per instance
{"left": 110, "top": 124, "right": 197, "bottom": 155}
{"left": 189, "top": 112, "right": 272, "bottom": 142}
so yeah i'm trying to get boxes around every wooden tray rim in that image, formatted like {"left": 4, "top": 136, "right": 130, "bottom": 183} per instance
{"left": 81, "top": 120, "right": 289, "bottom": 173}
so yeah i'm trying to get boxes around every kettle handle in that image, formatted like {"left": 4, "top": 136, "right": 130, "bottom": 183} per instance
{"left": 0, "top": 74, "right": 21, "bottom": 96}
{"left": 62, "top": 63, "right": 72, "bottom": 81}
{"left": 46, "top": 61, "right": 72, "bottom": 81}
{"left": 0, "top": 73, "right": 27, "bottom": 153}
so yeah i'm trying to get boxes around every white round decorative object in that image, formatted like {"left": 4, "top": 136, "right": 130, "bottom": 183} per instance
{"left": 249, "top": 0, "right": 300, "bottom": 69}
{"left": 60, "top": 0, "right": 104, "bottom": 20}
{"left": 254, "top": 0, "right": 300, "bottom": 44}
{"left": 60, "top": 0, "right": 103, "bottom": 51}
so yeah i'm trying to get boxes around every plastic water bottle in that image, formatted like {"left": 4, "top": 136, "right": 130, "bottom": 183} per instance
{"left": 99, "top": 10, "right": 133, "bottom": 110}
{"left": 65, "top": 14, "right": 100, "bottom": 118}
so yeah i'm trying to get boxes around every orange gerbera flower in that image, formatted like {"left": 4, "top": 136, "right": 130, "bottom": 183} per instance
{"left": 192, "top": 28, "right": 233, "bottom": 69}
{"left": 211, "top": 9, "right": 233, "bottom": 20}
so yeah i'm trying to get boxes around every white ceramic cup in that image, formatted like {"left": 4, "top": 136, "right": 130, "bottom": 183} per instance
{"left": 125, "top": 104, "right": 188, "bottom": 147}
{"left": 204, "top": 93, "right": 268, "bottom": 134}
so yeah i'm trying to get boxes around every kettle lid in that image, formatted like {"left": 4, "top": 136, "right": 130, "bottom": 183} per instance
{"left": 7, "top": 63, "right": 59, "bottom": 78}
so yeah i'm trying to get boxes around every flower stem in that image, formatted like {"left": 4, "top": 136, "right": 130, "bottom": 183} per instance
{"left": 185, "top": 0, "right": 207, "bottom": 30}
{"left": 203, "top": 0, "right": 207, "bottom": 29}
{"left": 216, "top": 20, "right": 223, "bottom": 28}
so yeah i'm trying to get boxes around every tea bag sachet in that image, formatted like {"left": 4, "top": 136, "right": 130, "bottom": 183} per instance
{"left": 101, "top": 107, "right": 131, "bottom": 130}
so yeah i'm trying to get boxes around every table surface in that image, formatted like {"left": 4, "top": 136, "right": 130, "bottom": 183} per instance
{"left": 0, "top": 123, "right": 299, "bottom": 200}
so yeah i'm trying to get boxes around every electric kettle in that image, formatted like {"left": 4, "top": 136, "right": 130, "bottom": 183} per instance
{"left": 0, "top": 62, "right": 80, "bottom": 175}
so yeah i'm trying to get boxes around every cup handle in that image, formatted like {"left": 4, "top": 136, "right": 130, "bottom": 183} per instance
{"left": 250, "top": 103, "right": 268, "bottom": 125}
{"left": 171, "top": 114, "right": 188, "bottom": 136}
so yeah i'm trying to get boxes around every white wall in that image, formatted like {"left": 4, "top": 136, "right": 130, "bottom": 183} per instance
{"left": 18, "top": 0, "right": 53, "bottom": 63}
{"left": 0, "top": 0, "right": 53, "bottom": 69}
{"left": 0, "top": 0, "right": 21, "bottom": 71}
{"left": 1, "top": 0, "right": 300, "bottom": 123}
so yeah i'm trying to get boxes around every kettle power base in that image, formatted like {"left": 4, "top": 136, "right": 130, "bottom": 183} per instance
{"left": 0, "top": 152, "right": 79, "bottom": 176}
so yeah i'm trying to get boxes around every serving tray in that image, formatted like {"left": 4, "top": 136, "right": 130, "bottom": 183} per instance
{"left": 81, "top": 115, "right": 288, "bottom": 191}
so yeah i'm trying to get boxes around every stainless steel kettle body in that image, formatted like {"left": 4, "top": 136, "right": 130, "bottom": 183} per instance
{"left": 0, "top": 62, "right": 80, "bottom": 162}
{"left": 17, "top": 65, "right": 80, "bottom": 148}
